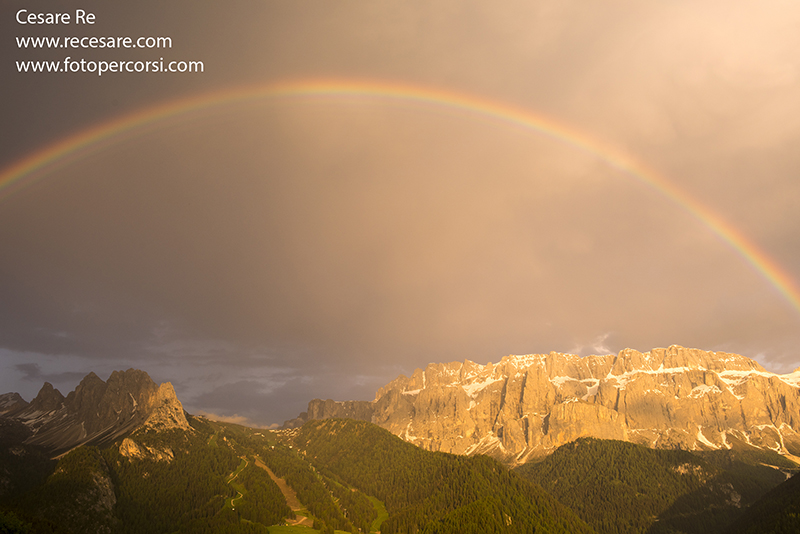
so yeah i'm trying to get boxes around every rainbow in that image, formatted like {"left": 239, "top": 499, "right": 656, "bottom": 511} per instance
{"left": 1, "top": 78, "right": 799, "bottom": 314}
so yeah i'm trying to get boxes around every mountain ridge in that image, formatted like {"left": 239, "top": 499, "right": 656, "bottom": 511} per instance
{"left": 0, "top": 368, "right": 191, "bottom": 458}
{"left": 2, "top": 359, "right": 799, "bottom": 533}
{"left": 287, "top": 345, "right": 800, "bottom": 464}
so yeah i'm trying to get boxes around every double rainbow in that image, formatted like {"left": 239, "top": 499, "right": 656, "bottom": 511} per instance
{"left": 1, "top": 78, "right": 798, "bottom": 314}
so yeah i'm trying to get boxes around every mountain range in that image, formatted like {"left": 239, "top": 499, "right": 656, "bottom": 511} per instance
{"left": 0, "top": 369, "right": 190, "bottom": 458}
{"left": 286, "top": 345, "right": 800, "bottom": 464}
{"left": 1, "top": 345, "right": 799, "bottom": 533}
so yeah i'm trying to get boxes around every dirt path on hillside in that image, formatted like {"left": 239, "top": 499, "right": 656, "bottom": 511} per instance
{"left": 227, "top": 457, "right": 248, "bottom": 510}
{"left": 255, "top": 458, "right": 314, "bottom": 527}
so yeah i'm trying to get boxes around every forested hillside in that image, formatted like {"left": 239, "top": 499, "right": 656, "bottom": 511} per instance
{"left": 0, "top": 419, "right": 54, "bottom": 499}
{"left": 516, "top": 438, "right": 794, "bottom": 534}
{"left": 4, "top": 415, "right": 595, "bottom": 534}
{"left": 724, "top": 469, "right": 800, "bottom": 534}
{"left": 256, "top": 439, "right": 373, "bottom": 533}
{"left": 288, "top": 418, "right": 596, "bottom": 534}
{"left": 4, "top": 409, "right": 799, "bottom": 534}
{"left": 0, "top": 416, "right": 292, "bottom": 533}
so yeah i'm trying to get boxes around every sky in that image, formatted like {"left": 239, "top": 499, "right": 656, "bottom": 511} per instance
{"left": 2, "top": 0, "right": 799, "bottom": 427}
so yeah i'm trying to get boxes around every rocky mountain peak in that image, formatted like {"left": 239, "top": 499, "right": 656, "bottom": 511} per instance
{"left": 79, "top": 371, "right": 103, "bottom": 387}
{"left": 65, "top": 372, "right": 108, "bottom": 422}
{"left": 29, "top": 382, "right": 65, "bottom": 413}
{"left": 113, "top": 370, "right": 154, "bottom": 400}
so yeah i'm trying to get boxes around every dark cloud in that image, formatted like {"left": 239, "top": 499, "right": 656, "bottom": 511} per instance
{"left": 13, "top": 363, "right": 88, "bottom": 385}
{"left": 14, "top": 363, "right": 43, "bottom": 381}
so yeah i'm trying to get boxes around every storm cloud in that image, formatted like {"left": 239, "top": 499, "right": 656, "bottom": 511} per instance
{"left": 1, "top": 0, "right": 799, "bottom": 425}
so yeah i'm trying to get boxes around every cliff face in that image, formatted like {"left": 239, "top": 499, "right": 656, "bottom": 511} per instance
{"left": 143, "top": 383, "right": 193, "bottom": 432}
{"left": 118, "top": 437, "right": 175, "bottom": 462}
{"left": 3, "top": 369, "right": 191, "bottom": 456}
{"left": 307, "top": 399, "right": 375, "bottom": 422}
{"left": 298, "top": 346, "right": 800, "bottom": 464}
